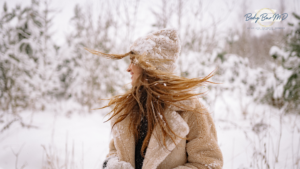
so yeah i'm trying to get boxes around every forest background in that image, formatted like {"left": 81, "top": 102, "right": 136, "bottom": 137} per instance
{"left": 0, "top": 0, "right": 299, "bottom": 168}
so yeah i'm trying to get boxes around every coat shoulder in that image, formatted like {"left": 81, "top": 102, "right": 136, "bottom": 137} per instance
{"left": 177, "top": 98, "right": 218, "bottom": 139}
{"left": 177, "top": 98, "right": 211, "bottom": 120}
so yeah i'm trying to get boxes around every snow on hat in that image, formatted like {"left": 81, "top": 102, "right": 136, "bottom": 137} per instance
{"left": 130, "top": 28, "right": 181, "bottom": 73}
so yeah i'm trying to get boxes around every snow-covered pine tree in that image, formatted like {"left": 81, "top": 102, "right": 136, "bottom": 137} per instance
{"left": 283, "top": 13, "right": 300, "bottom": 112}
{"left": 269, "top": 12, "right": 300, "bottom": 113}
{"left": 0, "top": 0, "right": 59, "bottom": 113}
{"left": 58, "top": 4, "right": 129, "bottom": 111}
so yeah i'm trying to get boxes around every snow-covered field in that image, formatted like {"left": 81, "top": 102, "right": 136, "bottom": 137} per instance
{"left": 214, "top": 91, "right": 300, "bottom": 169}
{"left": 0, "top": 105, "right": 111, "bottom": 169}
{"left": 1, "top": 91, "right": 299, "bottom": 169}
{"left": 1, "top": 0, "right": 299, "bottom": 168}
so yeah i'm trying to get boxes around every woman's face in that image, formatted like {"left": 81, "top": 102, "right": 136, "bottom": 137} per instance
{"left": 127, "top": 60, "right": 143, "bottom": 85}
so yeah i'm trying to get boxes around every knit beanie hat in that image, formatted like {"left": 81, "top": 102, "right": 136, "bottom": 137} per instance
{"left": 130, "top": 28, "right": 181, "bottom": 73}
{"left": 84, "top": 28, "right": 181, "bottom": 73}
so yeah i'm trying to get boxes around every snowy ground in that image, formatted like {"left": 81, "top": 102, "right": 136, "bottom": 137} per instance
{"left": 0, "top": 108, "right": 111, "bottom": 169}
{"left": 213, "top": 91, "right": 300, "bottom": 169}
{"left": 0, "top": 92, "right": 299, "bottom": 169}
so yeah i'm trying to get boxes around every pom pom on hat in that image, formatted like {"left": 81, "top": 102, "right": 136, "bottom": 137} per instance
{"left": 130, "top": 28, "right": 181, "bottom": 73}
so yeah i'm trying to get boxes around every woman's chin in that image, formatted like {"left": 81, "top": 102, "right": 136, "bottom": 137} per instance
{"left": 131, "top": 80, "right": 138, "bottom": 86}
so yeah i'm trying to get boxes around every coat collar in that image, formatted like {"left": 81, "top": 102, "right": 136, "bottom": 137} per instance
{"left": 142, "top": 108, "right": 190, "bottom": 169}
{"left": 111, "top": 98, "right": 196, "bottom": 169}
{"left": 111, "top": 114, "right": 136, "bottom": 167}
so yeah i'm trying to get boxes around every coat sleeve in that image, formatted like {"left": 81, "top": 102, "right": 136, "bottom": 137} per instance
{"left": 103, "top": 138, "right": 118, "bottom": 169}
{"left": 107, "top": 138, "right": 118, "bottom": 158}
{"left": 174, "top": 100, "right": 223, "bottom": 169}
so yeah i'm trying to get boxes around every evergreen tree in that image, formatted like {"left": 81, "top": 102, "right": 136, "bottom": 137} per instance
{"left": 0, "top": 0, "right": 59, "bottom": 113}
{"left": 270, "top": 12, "right": 300, "bottom": 112}
{"left": 58, "top": 4, "right": 129, "bottom": 110}
{"left": 283, "top": 12, "right": 300, "bottom": 111}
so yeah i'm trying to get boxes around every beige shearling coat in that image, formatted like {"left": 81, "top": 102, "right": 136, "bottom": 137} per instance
{"left": 106, "top": 98, "right": 223, "bottom": 169}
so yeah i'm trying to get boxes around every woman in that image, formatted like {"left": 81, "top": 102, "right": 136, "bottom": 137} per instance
{"left": 85, "top": 29, "right": 223, "bottom": 169}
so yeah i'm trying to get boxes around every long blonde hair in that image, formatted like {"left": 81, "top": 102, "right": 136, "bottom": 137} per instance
{"left": 85, "top": 48, "right": 217, "bottom": 157}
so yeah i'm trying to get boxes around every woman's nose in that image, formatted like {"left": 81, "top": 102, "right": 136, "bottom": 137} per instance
{"left": 127, "top": 63, "right": 132, "bottom": 72}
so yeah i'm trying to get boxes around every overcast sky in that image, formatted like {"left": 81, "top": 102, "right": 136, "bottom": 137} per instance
{"left": 1, "top": 0, "right": 299, "bottom": 46}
